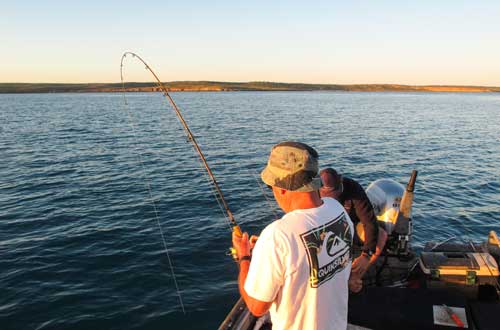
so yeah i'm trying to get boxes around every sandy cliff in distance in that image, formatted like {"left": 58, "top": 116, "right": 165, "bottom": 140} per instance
{"left": 1, "top": 82, "right": 499, "bottom": 93}
{"left": 413, "top": 86, "right": 494, "bottom": 92}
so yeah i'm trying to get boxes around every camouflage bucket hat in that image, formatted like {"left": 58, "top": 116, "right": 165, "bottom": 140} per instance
{"left": 261, "top": 141, "right": 322, "bottom": 192}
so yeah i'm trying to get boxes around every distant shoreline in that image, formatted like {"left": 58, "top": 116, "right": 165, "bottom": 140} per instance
{"left": 1, "top": 81, "right": 499, "bottom": 94}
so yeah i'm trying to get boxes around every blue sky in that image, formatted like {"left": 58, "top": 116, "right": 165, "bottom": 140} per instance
{"left": 1, "top": 1, "right": 499, "bottom": 85}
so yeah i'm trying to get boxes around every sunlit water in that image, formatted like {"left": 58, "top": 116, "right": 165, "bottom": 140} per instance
{"left": 1, "top": 92, "right": 499, "bottom": 329}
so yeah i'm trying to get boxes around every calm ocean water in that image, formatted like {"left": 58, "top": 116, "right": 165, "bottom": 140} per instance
{"left": 1, "top": 91, "right": 499, "bottom": 329}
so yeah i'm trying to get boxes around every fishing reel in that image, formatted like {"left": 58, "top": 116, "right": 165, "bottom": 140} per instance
{"left": 228, "top": 247, "right": 240, "bottom": 262}
{"left": 227, "top": 226, "right": 244, "bottom": 263}
{"left": 227, "top": 226, "right": 257, "bottom": 264}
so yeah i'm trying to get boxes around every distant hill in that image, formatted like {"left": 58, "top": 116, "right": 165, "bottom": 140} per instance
{"left": 1, "top": 82, "right": 499, "bottom": 93}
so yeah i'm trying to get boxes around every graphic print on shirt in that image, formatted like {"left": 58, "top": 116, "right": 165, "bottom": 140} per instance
{"left": 300, "top": 213, "right": 352, "bottom": 288}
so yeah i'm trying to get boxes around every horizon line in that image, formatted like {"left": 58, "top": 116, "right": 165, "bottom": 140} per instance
{"left": 2, "top": 81, "right": 500, "bottom": 88}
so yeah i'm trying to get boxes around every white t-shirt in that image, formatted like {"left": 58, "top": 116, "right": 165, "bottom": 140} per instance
{"left": 244, "top": 197, "right": 354, "bottom": 330}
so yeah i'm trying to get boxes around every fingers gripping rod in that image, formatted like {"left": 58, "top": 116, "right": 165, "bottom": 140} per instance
{"left": 120, "top": 52, "right": 242, "bottom": 239}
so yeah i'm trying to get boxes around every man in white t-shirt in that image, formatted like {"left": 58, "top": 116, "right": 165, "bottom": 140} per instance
{"left": 232, "top": 141, "right": 360, "bottom": 330}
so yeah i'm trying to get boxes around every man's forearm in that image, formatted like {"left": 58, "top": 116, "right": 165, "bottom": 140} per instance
{"left": 238, "top": 260, "right": 251, "bottom": 303}
{"left": 361, "top": 222, "right": 378, "bottom": 253}
{"left": 238, "top": 260, "right": 272, "bottom": 317}
{"left": 354, "top": 199, "right": 379, "bottom": 252}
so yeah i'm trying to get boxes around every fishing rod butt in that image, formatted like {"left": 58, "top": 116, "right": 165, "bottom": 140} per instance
{"left": 407, "top": 170, "right": 418, "bottom": 192}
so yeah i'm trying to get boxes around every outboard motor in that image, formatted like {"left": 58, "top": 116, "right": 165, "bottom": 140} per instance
{"left": 366, "top": 170, "right": 417, "bottom": 257}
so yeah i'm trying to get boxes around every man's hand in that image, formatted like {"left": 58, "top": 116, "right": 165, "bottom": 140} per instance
{"left": 352, "top": 254, "right": 370, "bottom": 276}
{"left": 349, "top": 273, "right": 363, "bottom": 293}
{"left": 232, "top": 231, "right": 251, "bottom": 260}
{"left": 249, "top": 235, "right": 259, "bottom": 249}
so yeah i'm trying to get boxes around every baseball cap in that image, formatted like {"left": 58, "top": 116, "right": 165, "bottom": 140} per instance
{"left": 261, "top": 141, "right": 322, "bottom": 192}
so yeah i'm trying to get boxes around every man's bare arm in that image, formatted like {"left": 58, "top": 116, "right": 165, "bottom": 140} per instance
{"left": 238, "top": 259, "right": 273, "bottom": 316}
{"left": 233, "top": 232, "right": 272, "bottom": 317}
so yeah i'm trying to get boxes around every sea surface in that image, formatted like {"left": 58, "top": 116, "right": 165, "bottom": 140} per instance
{"left": 1, "top": 92, "right": 499, "bottom": 329}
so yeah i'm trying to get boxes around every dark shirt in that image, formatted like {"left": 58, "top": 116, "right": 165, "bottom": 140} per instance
{"left": 337, "top": 177, "right": 378, "bottom": 253}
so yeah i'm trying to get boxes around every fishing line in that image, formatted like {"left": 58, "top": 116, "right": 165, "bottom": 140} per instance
{"left": 120, "top": 61, "right": 186, "bottom": 314}
{"left": 120, "top": 52, "right": 242, "bottom": 237}
{"left": 120, "top": 51, "right": 262, "bottom": 313}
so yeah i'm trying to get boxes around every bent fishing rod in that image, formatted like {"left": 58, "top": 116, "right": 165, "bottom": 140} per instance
{"left": 120, "top": 52, "right": 243, "bottom": 238}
